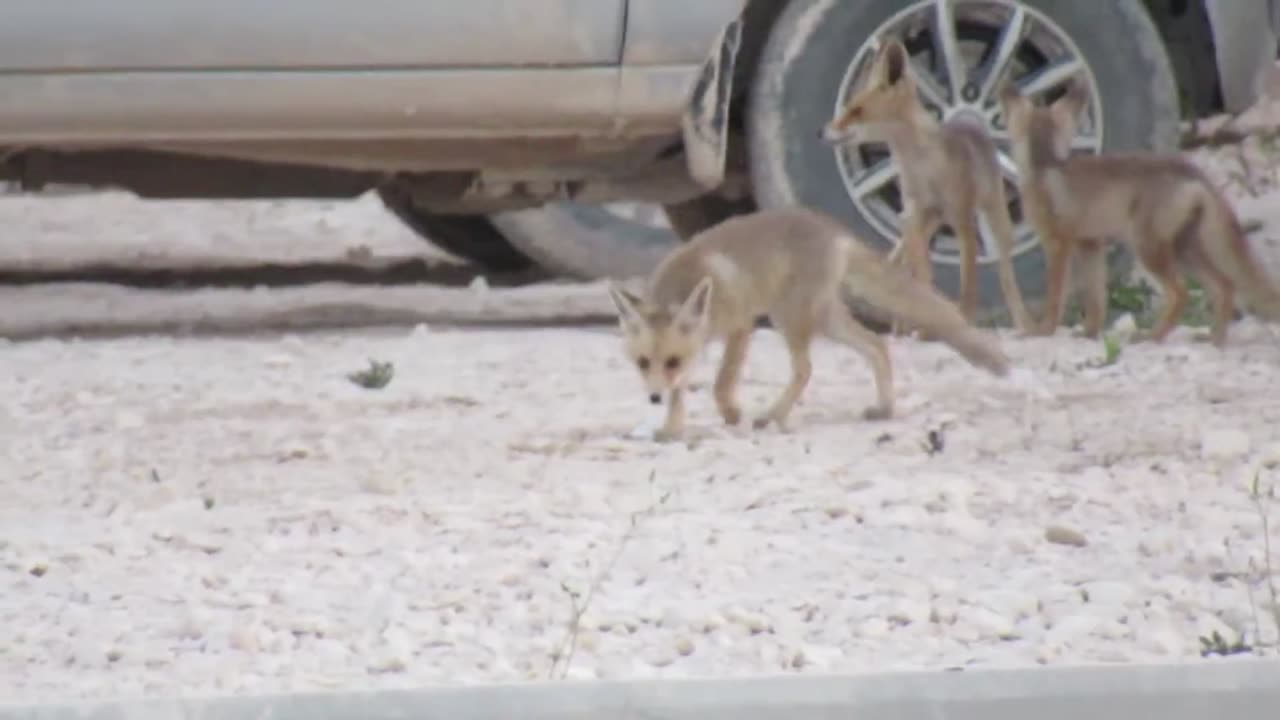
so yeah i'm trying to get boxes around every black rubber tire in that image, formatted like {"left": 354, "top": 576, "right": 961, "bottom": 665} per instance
{"left": 377, "top": 187, "right": 536, "bottom": 273}
{"left": 490, "top": 203, "right": 682, "bottom": 281}
{"left": 746, "top": 0, "right": 1179, "bottom": 325}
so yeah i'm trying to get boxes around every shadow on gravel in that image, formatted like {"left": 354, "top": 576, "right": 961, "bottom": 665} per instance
{"left": 0, "top": 257, "right": 549, "bottom": 290}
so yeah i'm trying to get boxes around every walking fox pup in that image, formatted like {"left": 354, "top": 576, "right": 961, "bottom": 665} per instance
{"left": 822, "top": 38, "right": 1033, "bottom": 334}
{"left": 607, "top": 206, "right": 1011, "bottom": 441}
{"left": 998, "top": 78, "right": 1280, "bottom": 346}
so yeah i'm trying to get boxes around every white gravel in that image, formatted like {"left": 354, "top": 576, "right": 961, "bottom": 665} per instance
{"left": 2, "top": 317, "right": 1279, "bottom": 702}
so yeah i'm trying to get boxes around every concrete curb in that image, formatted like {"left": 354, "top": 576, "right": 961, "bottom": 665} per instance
{"left": 3, "top": 659, "right": 1279, "bottom": 720}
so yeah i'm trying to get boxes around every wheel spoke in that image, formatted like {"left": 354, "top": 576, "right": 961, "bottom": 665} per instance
{"left": 933, "top": 0, "right": 967, "bottom": 102}
{"left": 978, "top": 5, "right": 1027, "bottom": 105}
{"left": 850, "top": 157, "right": 900, "bottom": 200}
{"left": 910, "top": 60, "right": 950, "bottom": 110}
{"left": 995, "top": 149, "right": 1021, "bottom": 186}
{"left": 1017, "top": 58, "right": 1084, "bottom": 98}
{"left": 975, "top": 212, "right": 1000, "bottom": 263}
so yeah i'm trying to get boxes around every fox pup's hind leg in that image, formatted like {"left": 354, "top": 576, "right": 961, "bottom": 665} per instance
{"left": 753, "top": 313, "right": 815, "bottom": 431}
{"left": 1134, "top": 232, "right": 1188, "bottom": 343}
{"left": 980, "top": 190, "right": 1034, "bottom": 333}
{"left": 1180, "top": 241, "right": 1237, "bottom": 347}
{"left": 951, "top": 210, "right": 982, "bottom": 322}
{"left": 821, "top": 302, "right": 894, "bottom": 421}
{"left": 714, "top": 328, "right": 752, "bottom": 426}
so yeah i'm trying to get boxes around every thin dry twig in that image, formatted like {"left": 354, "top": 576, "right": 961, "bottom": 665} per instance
{"left": 546, "top": 470, "right": 672, "bottom": 679}
{"left": 1249, "top": 469, "right": 1280, "bottom": 649}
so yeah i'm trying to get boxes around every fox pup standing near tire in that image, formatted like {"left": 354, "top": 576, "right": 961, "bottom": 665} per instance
{"left": 999, "top": 78, "right": 1280, "bottom": 345}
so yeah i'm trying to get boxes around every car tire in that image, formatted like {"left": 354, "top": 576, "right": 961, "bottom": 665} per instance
{"left": 490, "top": 203, "right": 682, "bottom": 281}
{"left": 377, "top": 187, "right": 537, "bottom": 273}
{"left": 747, "top": 0, "right": 1179, "bottom": 325}
{"left": 663, "top": 193, "right": 757, "bottom": 240}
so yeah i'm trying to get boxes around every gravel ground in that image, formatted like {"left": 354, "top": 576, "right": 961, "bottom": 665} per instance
{"left": 1, "top": 318, "right": 1278, "bottom": 702}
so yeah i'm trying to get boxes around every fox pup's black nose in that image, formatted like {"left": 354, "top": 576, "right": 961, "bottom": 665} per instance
{"left": 649, "top": 393, "right": 662, "bottom": 405}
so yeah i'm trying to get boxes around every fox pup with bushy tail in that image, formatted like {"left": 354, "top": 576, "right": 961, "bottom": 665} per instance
{"left": 999, "top": 77, "right": 1280, "bottom": 345}
{"left": 607, "top": 206, "right": 1011, "bottom": 441}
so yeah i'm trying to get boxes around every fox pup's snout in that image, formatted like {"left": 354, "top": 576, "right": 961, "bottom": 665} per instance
{"left": 821, "top": 118, "right": 855, "bottom": 145}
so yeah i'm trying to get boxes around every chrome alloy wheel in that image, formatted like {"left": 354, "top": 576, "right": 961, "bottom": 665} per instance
{"left": 832, "top": 0, "right": 1104, "bottom": 266}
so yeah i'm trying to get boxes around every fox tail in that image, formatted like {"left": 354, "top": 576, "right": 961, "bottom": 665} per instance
{"left": 841, "top": 244, "right": 1011, "bottom": 377}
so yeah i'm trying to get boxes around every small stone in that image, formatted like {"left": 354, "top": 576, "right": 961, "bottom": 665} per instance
{"left": 1045, "top": 525, "right": 1088, "bottom": 547}
{"left": 367, "top": 655, "right": 407, "bottom": 674}
{"left": 674, "top": 636, "right": 695, "bottom": 656}
{"left": 967, "top": 607, "right": 1019, "bottom": 640}
{"left": 105, "top": 648, "right": 123, "bottom": 663}
{"left": 887, "top": 597, "right": 932, "bottom": 626}
{"left": 1045, "top": 614, "right": 1099, "bottom": 647}
{"left": 1144, "top": 624, "right": 1188, "bottom": 656}
{"left": 469, "top": 276, "right": 490, "bottom": 293}
{"left": 1081, "top": 581, "right": 1136, "bottom": 608}
{"left": 699, "top": 614, "right": 726, "bottom": 634}
{"left": 1107, "top": 313, "right": 1138, "bottom": 345}
{"left": 262, "top": 354, "right": 295, "bottom": 369}
{"left": 229, "top": 622, "right": 259, "bottom": 652}
{"left": 858, "top": 617, "right": 890, "bottom": 638}
{"left": 726, "top": 608, "right": 771, "bottom": 635}
{"left": 360, "top": 472, "right": 404, "bottom": 496}
{"left": 646, "top": 650, "right": 676, "bottom": 668}
{"left": 1200, "top": 429, "right": 1251, "bottom": 461}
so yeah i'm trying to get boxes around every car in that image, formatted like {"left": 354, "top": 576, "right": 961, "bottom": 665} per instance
{"left": 1, "top": 1, "right": 1276, "bottom": 322}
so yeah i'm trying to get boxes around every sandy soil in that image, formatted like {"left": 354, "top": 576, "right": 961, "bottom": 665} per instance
{"left": 4, "top": 96, "right": 1280, "bottom": 706}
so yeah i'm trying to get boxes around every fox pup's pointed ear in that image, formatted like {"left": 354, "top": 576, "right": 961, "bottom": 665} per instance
{"left": 675, "top": 276, "right": 714, "bottom": 334}
{"left": 996, "top": 81, "right": 1022, "bottom": 107}
{"left": 879, "top": 39, "right": 909, "bottom": 86}
{"left": 607, "top": 282, "right": 644, "bottom": 329}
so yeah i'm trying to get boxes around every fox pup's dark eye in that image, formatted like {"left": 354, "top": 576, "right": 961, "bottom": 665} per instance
{"left": 637, "top": 356, "right": 650, "bottom": 370}
{"left": 664, "top": 356, "right": 681, "bottom": 371}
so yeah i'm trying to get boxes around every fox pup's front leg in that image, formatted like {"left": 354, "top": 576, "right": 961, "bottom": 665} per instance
{"left": 653, "top": 387, "right": 687, "bottom": 442}
{"left": 1075, "top": 239, "right": 1109, "bottom": 339}
{"left": 1035, "top": 230, "right": 1076, "bottom": 336}
{"left": 713, "top": 329, "right": 751, "bottom": 426}
{"left": 895, "top": 211, "right": 943, "bottom": 339}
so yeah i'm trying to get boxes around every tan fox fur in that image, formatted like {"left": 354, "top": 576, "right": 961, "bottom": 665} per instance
{"left": 998, "top": 78, "right": 1280, "bottom": 346}
{"left": 607, "top": 206, "right": 1011, "bottom": 441}
{"left": 822, "top": 38, "right": 1032, "bottom": 334}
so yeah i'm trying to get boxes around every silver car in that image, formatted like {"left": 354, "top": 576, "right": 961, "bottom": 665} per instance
{"left": 1, "top": 1, "right": 1276, "bottom": 321}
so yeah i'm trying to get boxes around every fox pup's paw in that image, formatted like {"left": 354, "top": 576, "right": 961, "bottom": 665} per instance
{"left": 652, "top": 426, "right": 685, "bottom": 444}
{"left": 862, "top": 405, "right": 893, "bottom": 421}
{"left": 718, "top": 405, "right": 743, "bottom": 427}
{"left": 751, "top": 415, "right": 790, "bottom": 432}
